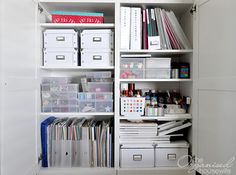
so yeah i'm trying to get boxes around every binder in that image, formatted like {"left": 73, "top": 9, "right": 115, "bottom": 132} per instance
{"left": 41, "top": 116, "right": 56, "bottom": 167}
{"left": 130, "top": 7, "right": 142, "bottom": 50}
{"left": 120, "top": 7, "right": 131, "bottom": 50}
{"left": 142, "top": 9, "right": 148, "bottom": 49}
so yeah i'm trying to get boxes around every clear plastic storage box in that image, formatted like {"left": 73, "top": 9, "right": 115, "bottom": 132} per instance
{"left": 42, "top": 77, "right": 72, "bottom": 84}
{"left": 41, "top": 84, "right": 79, "bottom": 92}
{"left": 120, "top": 58, "right": 145, "bottom": 79}
{"left": 87, "top": 82, "right": 113, "bottom": 92}
{"left": 145, "top": 69, "right": 171, "bottom": 79}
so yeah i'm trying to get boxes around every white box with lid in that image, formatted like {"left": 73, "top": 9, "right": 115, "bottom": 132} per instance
{"left": 43, "top": 48, "right": 78, "bottom": 67}
{"left": 155, "top": 141, "right": 189, "bottom": 167}
{"left": 44, "top": 29, "right": 78, "bottom": 48}
{"left": 120, "top": 144, "right": 155, "bottom": 168}
{"left": 81, "top": 49, "right": 113, "bottom": 67}
{"left": 80, "top": 29, "right": 114, "bottom": 49}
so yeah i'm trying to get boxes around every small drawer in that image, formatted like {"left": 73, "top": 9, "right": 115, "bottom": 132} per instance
{"left": 87, "top": 82, "right": 113, "bottom": 92}
{"left": 95, "top": 92, "right": 113, "bottom": 100}
{"left": 81, "top": 29, "right": 114, "bottom": 49}
{"left": 78, "top": 93, "right": 96, "bottom": 101}
{"left": 78, "top": 101, "right": 96, "bottom": 113}
{"left": 155, "top": 148, "right": 188, "bottom": 167}
{"left": 81, "top": 50, "right": 113, "bottom": 67}
{"left": 44, "top": 29, "right": 78, "bottom": 48}
{"left": 42, "top": 92, "right": 78, "bottom": 99}
{"left": 95, "top": 100, "right": 113, "bottom": 112}
{"left": 146, "top": 58, "right": 171, "bottom": 69}
{"left": 120, "top": 69, "right": 145, "bottom": 79}
{"left": 146, "top": 68, "right": 171, "bottom": 79}
{"left": 41, "top": 84, "right": 78, "bottom": 92}
{"left": 42, "top": 77, "right": 72, "bottom": 84}
{"left": 120, "top": 58, "right": 145, "bottom": 69}
{"left": 44, "top": 49, "right": 78, "bottom": 67}
{"left": 120, "top": 146, "right": 154, "bottom": 168}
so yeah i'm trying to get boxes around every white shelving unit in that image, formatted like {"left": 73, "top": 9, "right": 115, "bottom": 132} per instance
{"left": 2, "top": 0, "right": 236, "bottom": 175}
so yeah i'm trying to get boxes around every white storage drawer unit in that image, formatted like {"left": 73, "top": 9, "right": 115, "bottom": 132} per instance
{"left": 44, "top": 29, "right": 78, "bottom": 48}
{"left": 43, "top": 49, "right": 78, "bottom": 67}
{"left": 155, "top": 147, "right": 188, "bottom": 167}
{"left": 81, "top": 29, "right": 114, "bottom": 49}
{"left": 81, "top": 49, "right": 114, "bottom": 67}
{"left": 145, "top": 58, "right": 171, "bottom": 68}
{"left": 120, "top": 144, "right": 154, "bottom": 168}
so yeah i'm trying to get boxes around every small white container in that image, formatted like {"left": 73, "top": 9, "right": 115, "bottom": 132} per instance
{"left": 81, "top": 29, "right": 114, "bottom": 49}
{"left": 44, "top": 29, "right": 78, "bottom": 48}
{"left": 81, "top": 49, "right": 113, "bottom": 67}
{"left": 120, "top": 144, "right": 155, "bottom": 168}
{"left": 44, "top": 48, "right": 78, "bottom": 67}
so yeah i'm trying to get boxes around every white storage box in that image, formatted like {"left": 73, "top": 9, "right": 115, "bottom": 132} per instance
{"left": 81, "top": 49, "right": 113, "bottom": 67}
{"left": 146, "top": 58, "right": 171, "bottom": 68}
{"left": 81, "top": 29, "right": 114, "bottom": 49}
{"left": 155, "top": 142, "right": 189, "bottom": 167}
{"left": 44, "top": 29, "right": 78, "bottom": 48}
{"left": 145, "top": 68, "right": 171, "bottom": 79}
{"left": 44, "top": 48, "right": 78, "bottom": 67}
{"left": 120, "top": 144, "right": 155, "bottom": 168}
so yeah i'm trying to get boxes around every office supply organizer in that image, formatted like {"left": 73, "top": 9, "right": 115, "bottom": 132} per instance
{"left": 120, "top": 97, "right": 145, "bottom": 116}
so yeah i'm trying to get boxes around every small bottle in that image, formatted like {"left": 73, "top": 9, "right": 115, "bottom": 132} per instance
{"left": 151, "top": 90, "right": 158, "bottom": 106}
{"left": 158, "top": 90, "right": 165, "bottom": 104}
{"left": 165, "top": 90, "right": 172, "bottom": 104}
{"left": 128, "top": 83, "right": 135, "bottom": 97}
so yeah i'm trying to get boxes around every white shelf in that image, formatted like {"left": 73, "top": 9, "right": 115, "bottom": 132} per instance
{"left": 40, "top": 66, "right": 115, "bottom": 70}
{"left": 119, "top": 79, "right": 192, "bottom": 82}
{"left": 40, "top": 23, "right": 115, "bottom": 29}
{"left": 39, "top": 167, "right": 115, "bottom": 175}
{"left": 120, "top": 49, "right": 193, "bottom": 56}
{"left": 119, "top": 114, "right": 192, "bottom": 121}
{"left": 40, "top": 112, "right": 115, "bottom": 116}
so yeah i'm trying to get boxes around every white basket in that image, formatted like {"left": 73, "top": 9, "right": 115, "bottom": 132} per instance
{"left": 120, "top": 97, "right": 145, "bottom": 116}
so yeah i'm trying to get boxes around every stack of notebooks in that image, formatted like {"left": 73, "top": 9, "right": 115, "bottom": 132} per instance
{"left": 51, "top": 11, "right": 104, "bottom": 23}
{"left": 120, "top": 120, "right": 192, "bottom": 144}
{"left": 41, "top": 117, "right": 114, "bottom": 168}
{"left": 120, "top": 7, "right": 191, "bottom": 50}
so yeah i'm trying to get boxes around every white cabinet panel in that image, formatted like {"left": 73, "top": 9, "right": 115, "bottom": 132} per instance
{"left": 1, "top": 0, "right": 38, "bottom": 174}
{"left": 197, "top": 0, "right": 236, "bottom": 174}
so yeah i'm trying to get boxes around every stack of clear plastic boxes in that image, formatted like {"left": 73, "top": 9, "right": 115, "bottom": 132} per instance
{"left": 41, "top": 77, "right": 79, "bottom": 112}
{"left": 78, "top": 71, "right": 114, "bottom": 113}
{"left": 41, "top": 72, "right": 114, "bottom": 113}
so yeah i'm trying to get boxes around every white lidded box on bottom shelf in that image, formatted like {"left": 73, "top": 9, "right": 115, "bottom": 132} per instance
{"left": 155, "top": 141, "right": 189, "bottom": 167}
{"left": 120, "top": 144, "right": 155, "bottom": 168}
{"left": 43, "top": 48, "right": 78, "bottom": 67}
{"left": 80, "top": 29, "right": 114, "bottom": 49}
{"left": 81, "top": 49, "right": 114, "bottom": 67}
{"left": 44, "top": 29, "right": 78, "bottom": 48}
